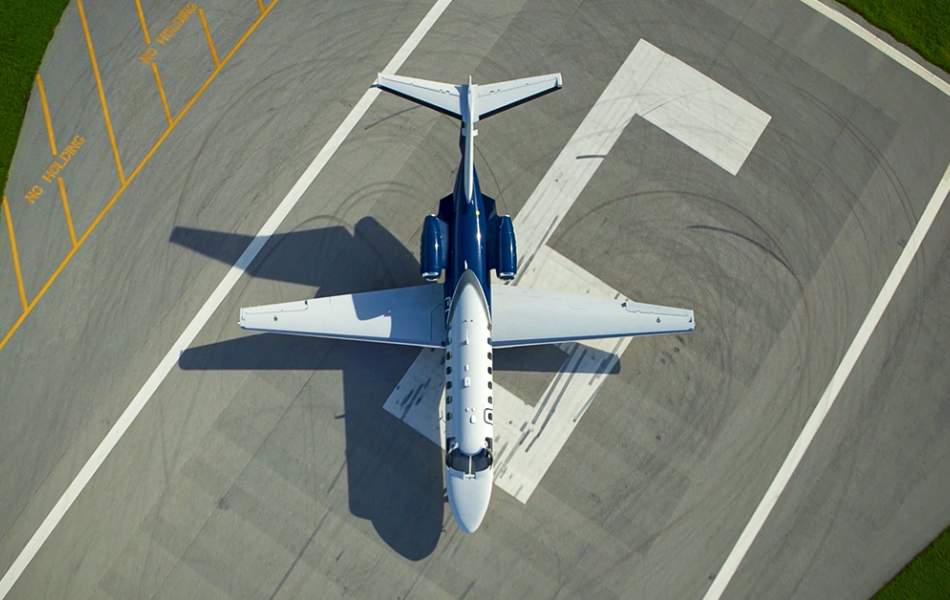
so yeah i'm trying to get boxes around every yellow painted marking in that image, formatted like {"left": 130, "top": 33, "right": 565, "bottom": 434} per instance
{"left": 76, "top": 0, "right": 126, "bottom": 184}
{"left": 2, "top": 197, "right": 29, "bottom": 311}
{"left": 57, "top": 177, "right": 78, "bottom": 248}
{"left": 198, "top": 8, "right": 220, "bottom": 67}
{"left": 134, "top": 0, "right": 152, "bottom": 45}
{"left": 155, "top": 2, "right": 197, "bottom": 46}
{"left": 139, "top": 3, "right": 197, "bottom": 63}
{"left": 26, "top": 135, "right": 86, "bottom": 205}
{"left": 35, "top": 74, "right": 58, "bottom": 156}
{"left": 0, "top": 0, "right": 280, "bottom": 352}
{"left": 151, "top": 62, "right": 174, "bottom": 127}
{"left": 41, "top": 135, "right": 85, "bottom": 184}
{"left": 257, "top": 0, "right": 266, "bottom": 14}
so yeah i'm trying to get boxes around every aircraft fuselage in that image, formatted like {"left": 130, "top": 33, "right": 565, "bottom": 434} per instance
{"left": 440, "top": 148, "right": 497, "bottom": 532}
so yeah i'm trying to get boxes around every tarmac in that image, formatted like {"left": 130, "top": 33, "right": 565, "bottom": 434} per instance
{"left": 1, "top": 0, "right": 949, "bottom": 598}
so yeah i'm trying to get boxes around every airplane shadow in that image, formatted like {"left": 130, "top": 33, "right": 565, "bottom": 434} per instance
{"left": 174, "top": 217, "right": 443, "bottom": 559}
{"left": 173, "top": 217, "right": 621, "bottom": 558}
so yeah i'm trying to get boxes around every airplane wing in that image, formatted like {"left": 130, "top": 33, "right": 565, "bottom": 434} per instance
{"left": 476, "top": 73, "right": 562, "bottom": 119}
{"left": 239, "top": 284, "right": 445, "bottom": 348}
{"left": 374, "top": 74, "right": 461, "bottom": 118}
{"left": 490, "top": 286, "right": 694, "bottom": 348}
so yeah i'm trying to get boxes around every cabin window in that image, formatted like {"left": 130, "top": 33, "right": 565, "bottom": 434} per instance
{"left": 487, "top": 381, "right": 493, "bottom": 389}
{"left": 487, "top": 395, "right": 493, "bottom": 404}
{"left": 446, "top": 381, "right": 452, "bottom": 389}
{"left": 446, "top": 366, "right": 452, "bottom": 374}
{"left": 487, "top": 366, "right": 492, "bottom": 374}
{"left": 446, "top": 412, "right": 452, "bottom": 421}
{"left": 487, "top": 352, "right": 492, "bottom": 360}
{"left": 446, "top": 395, "right": 453, "bottom": 404}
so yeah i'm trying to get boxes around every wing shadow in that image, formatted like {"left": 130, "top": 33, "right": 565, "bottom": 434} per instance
{"left": 174, "top": 217, "right": 442, "bottom": 559}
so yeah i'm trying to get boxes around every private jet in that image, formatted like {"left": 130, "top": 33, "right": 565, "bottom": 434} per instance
{"left": 239, "top": 72, "right": 695, "bottom": 533}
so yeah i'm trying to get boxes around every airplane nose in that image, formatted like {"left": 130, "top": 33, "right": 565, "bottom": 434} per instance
{"left": 446, "top": 468, "right": 492, "bottom": 533}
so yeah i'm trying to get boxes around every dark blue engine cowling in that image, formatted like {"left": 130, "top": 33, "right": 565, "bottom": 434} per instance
{"left": 421, "top": 214, "right": 447, "bottom": 281}
{"left": 495, "top": 215, "right": 517, "bottom": 280}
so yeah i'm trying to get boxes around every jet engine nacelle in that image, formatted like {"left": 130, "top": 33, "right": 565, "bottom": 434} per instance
{"left": 421, "top": 214, "right": 447, "bottom": 281}
{"left": 495, "top": 215, "right": 517, "bottom": 280}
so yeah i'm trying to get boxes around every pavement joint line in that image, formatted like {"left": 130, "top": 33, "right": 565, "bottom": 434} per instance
{"left": 0, "top": 0, "right": 453, "bottom": 595}
{"left": 702, "top": 159, "right": 950, "bottom": 600}
{"left": 198, "top": 8, "right": 220, "bottom": 68}
{"left": 0, "top": 0, "right": 278, "bottom": 352}
{"left": 2, "top": 197, "right": 28, "bottom": 312}
{"left": 151, "top": 62, "right": 174, "bottom": 127}
{"left": 34, "top": 74, "right": 58, "bottom": 156}
{"left": 76, "top": 0, "right": 126, "bottom": 184}
{"left": 798, "top": 0, "right": 950, "bottom": 97}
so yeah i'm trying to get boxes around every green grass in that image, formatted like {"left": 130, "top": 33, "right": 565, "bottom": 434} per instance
{"left": 837, "top": 0, "right": 950, "bottom": 73}
{"left": 0, "top": 0, "right": 71, "bottom": 195}
{"left": 875, "top": 525, "right": 950, "bottom": 600}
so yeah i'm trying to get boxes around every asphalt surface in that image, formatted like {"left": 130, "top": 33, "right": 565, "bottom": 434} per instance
{"left": 1, "top": 0, "right": 949, "bottom": 599}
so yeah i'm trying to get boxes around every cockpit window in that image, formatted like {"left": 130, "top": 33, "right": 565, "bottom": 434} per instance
{"left": 445, "top": 447, "right": 493, "bottom": 474}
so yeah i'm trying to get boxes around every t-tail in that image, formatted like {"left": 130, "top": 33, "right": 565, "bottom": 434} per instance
{"left": 374, "top": 72, "right": 562, "bottom": 202}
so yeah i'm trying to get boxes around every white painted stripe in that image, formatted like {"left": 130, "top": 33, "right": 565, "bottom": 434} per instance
{"left": 703, "top": 160, "right": 950, "bottom": 600}
{"left": 0, "top": 1, "right": 453, "bottom": 596}
{"left": 632, "top": 40, "right": 771, "bottom": 175}
{"left": 798, "top": 0, "right": 950, "bottom": 97}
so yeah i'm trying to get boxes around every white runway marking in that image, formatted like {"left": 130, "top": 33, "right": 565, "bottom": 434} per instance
{"left": 798, "top": 0, "right": 950, "bottom": 97}
{"left": 0, "top": 1, "right": 454, "bottom": 596}
{"left": 630, "top": 41, "right": 771, "bottom": 175}
{"left": 384, "top": 39, "right": 770, "bottom": 502}
{"left": 703, "top": 161, "right": 950, "bottom": 600}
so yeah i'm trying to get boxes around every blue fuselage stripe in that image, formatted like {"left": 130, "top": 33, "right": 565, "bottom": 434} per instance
{"left": 444, "top": 162, "right": 492, "bottom": 312}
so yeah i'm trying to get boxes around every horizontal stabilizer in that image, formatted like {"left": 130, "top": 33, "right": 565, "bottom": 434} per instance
{"left": 476, "top": 73, "right": 562, "bottom": 119}
{"left": 374, "top": 74, "right": 461, "bottom": 118}
{"left": 374, "top": 72, "right": 562, "bottom": 121}
{"left": 490, "top": 286, "right": 694, "bottom": 348}
{"left": 240, "top": 284, "right": 445, "bottom": 348}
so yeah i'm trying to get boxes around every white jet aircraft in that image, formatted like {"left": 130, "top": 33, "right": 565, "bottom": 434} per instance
{"left": 240, "top": 72, "right": 695, "bottom": 533}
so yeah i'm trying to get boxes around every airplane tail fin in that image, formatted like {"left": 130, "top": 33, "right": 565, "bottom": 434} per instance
{"left": 373, "top": 73, "right": 562, "bottom": 121}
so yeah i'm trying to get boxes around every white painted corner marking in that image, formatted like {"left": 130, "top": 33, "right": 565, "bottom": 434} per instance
{"left": 0, "top": 0, "right": 454, "bottom": 596}
{"left": 703, "top": 160, "right": 950, "bottom": 600}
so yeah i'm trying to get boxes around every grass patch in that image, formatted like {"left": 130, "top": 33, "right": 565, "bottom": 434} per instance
{"left": 875, "top": 525, "right": 950, "bottom": 600}
{"left": 837, "top": 0, "right": 950, "bottom": 73}
{"left": 0, "top": 0, "right": 71, "bottom": 194}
